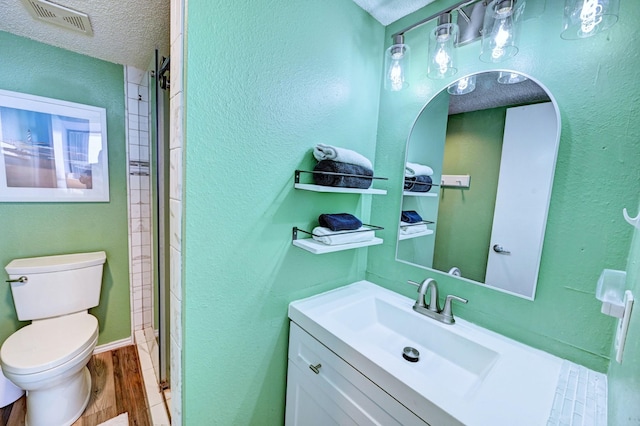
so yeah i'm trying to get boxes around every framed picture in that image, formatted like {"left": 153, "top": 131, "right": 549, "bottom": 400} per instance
{"left": 0, "top": 89, "right": 109, "bottom": 202}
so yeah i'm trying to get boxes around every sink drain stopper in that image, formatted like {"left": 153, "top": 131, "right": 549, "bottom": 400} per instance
{"left": 402, "top": 346, "right": 419, "bottom": 362}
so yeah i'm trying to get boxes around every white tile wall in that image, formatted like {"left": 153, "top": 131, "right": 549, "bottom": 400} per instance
{"left": 125, "top": 66, "right": 154, "bottom": 333}
{"left": 169, "top": 0, "right": 185, "bottom": 423}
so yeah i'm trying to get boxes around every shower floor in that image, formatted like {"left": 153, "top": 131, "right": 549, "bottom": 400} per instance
{"left": 135, "top": 328, "right": 171, "bottom": 424}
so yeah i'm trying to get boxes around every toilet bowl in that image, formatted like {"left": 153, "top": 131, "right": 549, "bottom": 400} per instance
{"left": 1, "top": 312, "right": 99, "bottom": 425}
{"left": 0, "top": 366, "right": 24, "bottom": 408}
{"left": 0, "top": 251, "right": 106, "bottom": 426}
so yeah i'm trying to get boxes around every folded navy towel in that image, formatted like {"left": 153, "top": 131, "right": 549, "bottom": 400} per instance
{"left": 403, "top": 178, "right": 413, "bottom": 191}
{"left": 313, "top": 160, "right": 373, "bottom": 189}
{"left": 404, "top": 175, "right": 433, "bottom": 192}
{"left": 319, "top": 213, "right": 362, "bottom": 231}
{"left": 401, "top": 210, "right": 423, "bottom": 224}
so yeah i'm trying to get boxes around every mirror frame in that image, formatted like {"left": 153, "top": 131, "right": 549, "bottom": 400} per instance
{"left": 395, "top": 69, "right": 562, "bottom": 300}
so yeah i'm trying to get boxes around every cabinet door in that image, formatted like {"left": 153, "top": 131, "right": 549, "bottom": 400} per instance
{"left": 285, "top": 361, "right": 360, "bottom": 426}
{"left": 285, "top": 323, "right": 427, "bottom": 426}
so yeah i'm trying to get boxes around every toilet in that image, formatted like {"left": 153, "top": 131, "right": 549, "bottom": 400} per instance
{"left": 0, "top": 251, "right": 106, "bottom": 426}
{"left": 0, "top": 366, "right": 24, "bottom": 408}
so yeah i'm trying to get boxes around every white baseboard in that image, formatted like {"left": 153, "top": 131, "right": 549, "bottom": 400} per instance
{"left": 94, "top": 336, "right": 134, "bottom": 354}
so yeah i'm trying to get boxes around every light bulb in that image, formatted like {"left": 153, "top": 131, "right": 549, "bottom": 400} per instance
{"left": 384, "top": 42, "right": 410, "bottom": 91}
{"left": 492, "top": 24, "right": 511, "bottom": 59}
{"left": 447, "top": 75, "right": 476, "bottom": 95}
{"left": 388, "top": 60, "right": 404, "bottom": 91}
{"left": 435, "top": 47, "right": 452, "bottom": 75}
{"left": 580, "top": 0, "right": 603, "bottom": 36}
{"left": 561, "top": 0, "right": 619, "bottom": 40}
{"left": 480, "top": 0, "right": 524, "bottom": 63}
{"left": 428, "top": 22, "right": 458, "bottom": 79}
{"left": 497, "top": 71, "right": 527, "bottom": 84}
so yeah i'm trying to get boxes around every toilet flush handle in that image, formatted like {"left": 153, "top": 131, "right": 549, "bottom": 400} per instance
{"left": 5, "top": 276, "right": 27, "bottom": 284}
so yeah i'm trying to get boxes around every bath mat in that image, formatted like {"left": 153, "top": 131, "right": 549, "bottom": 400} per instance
{"left": 98, "top": 412, "right": 129, "bottom": 426}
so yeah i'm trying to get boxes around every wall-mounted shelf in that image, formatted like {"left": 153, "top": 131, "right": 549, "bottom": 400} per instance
{"left": 292, "top": 226, "right": 383, "bottom": 254}
{"left": 293, "top": 237, "right": 383, "bottom": 254}
{"left": 296, "top": 183, "right": 386, "bottom": 195}
{"left": 292, "top": 167, "right": 386, "bottom": 254}
{"left": 402, "top": 191, "right": 437, "bottom": 197}
{"left": 294, "top": 170, "right": 387, "bottom": 194}
{"left": 398, "top": 229, "right": 434, "bottom": 240}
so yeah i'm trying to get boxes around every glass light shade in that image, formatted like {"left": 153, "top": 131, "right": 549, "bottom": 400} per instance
{"left": 561, "top": 0, "right": 620, "bottom": 39}
{"left": 479, "top": 0, "right": 526, "bottom": 63}
{"left": 384, "top": 43, "right": 410, "bottom": 91}
{"left": 497, "top": 71, "right": 528, "bottom": 84}
{"left": 447, "top": 75, "right": 477, "bottom": 95}
{"left": 427, "top": 22, "right": 458, "bottom": 79}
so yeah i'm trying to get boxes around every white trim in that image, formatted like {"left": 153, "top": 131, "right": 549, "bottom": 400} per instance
{"left": 93, "top": 336, "right": 133, "bottom": 354}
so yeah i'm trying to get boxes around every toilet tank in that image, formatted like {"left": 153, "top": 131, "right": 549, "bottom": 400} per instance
{"left": 5, "top": 251, "right": 106, "bottom": 321}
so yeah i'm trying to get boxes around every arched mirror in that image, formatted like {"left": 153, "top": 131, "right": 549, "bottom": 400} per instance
{"left": 395, "top": 71, "right": 560, "bottom": 300}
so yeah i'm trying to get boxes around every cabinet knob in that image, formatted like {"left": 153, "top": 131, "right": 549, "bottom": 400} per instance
{"left": 309, "top": 363, "right": 322, "bottom": 374}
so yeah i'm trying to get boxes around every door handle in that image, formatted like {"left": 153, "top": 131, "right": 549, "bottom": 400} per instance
{"left": 309, "top": 363, "right": 321, "bottom": 374}
{"left": 492, "top": 244, "right": 511, "bottom": 255}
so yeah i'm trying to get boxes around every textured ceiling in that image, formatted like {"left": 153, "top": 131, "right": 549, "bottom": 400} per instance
{"left": 0, "top": 0, "right": 170, "bottom": 70}
{"left": 449, "top": 72, "right": 551, "bottom": 115}
{"left": 350, "top": 0, "right": 437, "bottom": 25}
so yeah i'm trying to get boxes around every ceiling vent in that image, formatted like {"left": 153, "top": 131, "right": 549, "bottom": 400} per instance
{"left": 21, "top": 0, "right": 93, "bottom": 35}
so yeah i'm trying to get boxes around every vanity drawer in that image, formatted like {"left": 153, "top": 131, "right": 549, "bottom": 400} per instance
{"left": 286, "top": 322, "right": 427, "bottom": 426}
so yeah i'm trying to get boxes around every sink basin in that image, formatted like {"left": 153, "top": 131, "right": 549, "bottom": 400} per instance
{"left": 289, "top": 280, "right": 564, "bottom": 426}
{"left": 329, "top": 296, "right": 498, "bottom": 396}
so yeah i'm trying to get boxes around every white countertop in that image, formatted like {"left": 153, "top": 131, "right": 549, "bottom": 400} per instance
{"left": 289, "top": 280, "right": 569, "bottom": 426}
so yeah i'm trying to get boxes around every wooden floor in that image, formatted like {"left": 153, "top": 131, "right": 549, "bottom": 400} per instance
{"left": 0, "top": 345, "right": 151, "bottom": 426}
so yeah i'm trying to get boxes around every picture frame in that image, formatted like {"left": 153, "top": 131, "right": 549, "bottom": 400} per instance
{"left": 0, "top": 89, "right": 109, "bottom": 202}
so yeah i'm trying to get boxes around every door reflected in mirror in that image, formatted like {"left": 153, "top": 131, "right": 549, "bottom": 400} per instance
{"left": 396, "top": 71, "right": 560, "bottom": 300}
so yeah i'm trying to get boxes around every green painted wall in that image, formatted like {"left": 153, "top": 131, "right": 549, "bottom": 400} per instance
{"left": 608, "top": 198, "right": 640, "bottom": 424}
{"left": 433, "top": 107, "right": 506, "bottom": 281}
{"left": 182, "top": 0, "right": 384, "bottom": 423}
{"left": 368, "top": 0, "right": 640, "bottom": 373}
{"left": 0, "top": 31, "right": 130, "bottom": 346}
{"left": 398, "top": 90, "right": 449, "bottom": 268}
{"left": 182, "top": 0, "right": 640, "bottom": 422}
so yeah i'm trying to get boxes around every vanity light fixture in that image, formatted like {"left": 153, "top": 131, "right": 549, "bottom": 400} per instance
{"left": 479, "top": 0, "right": 526, "bottom": 63}
{"left": 427, "top": 13, "right": 459, "bottom": 79}
{"left": 561, "top": 0, "right": 620, "bottom": 39}
{"left": 496, "top": 71, "right": 527, "bottom": 84}
{"left": 384, "top": 34, "right": 410, "bottom": 91}
{"left": 383, "top": 0, "right": 529, "bottom": 90}
{"left": 447, "top": 75, "right": 476, "bottom": 95}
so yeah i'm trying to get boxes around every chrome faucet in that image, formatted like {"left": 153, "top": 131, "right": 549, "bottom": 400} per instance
{"left": 415, "top": 278, "right": 440, "bottom": 312}
{"left": 407, "top": 278, "right": 468, "bottom": 325}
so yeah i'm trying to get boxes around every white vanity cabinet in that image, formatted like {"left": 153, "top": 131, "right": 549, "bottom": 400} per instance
{"left": 285, "top": 322, "right": 426, "bottom": 426}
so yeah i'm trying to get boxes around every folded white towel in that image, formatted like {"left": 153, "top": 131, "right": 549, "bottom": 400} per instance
{"left": 313, "top": 144, "right": 373, "bottom": 170}
{"left": 312, "top": 226, "right": 375, "bottom": 245}
{"left": 399, "top": 222, "right": 428, "bottom": 235}
{"left": 405, "top": 162, "right": 434, "bottom": 177}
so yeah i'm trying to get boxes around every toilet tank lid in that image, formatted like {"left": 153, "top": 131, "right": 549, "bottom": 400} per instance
{"left": 5, "top": 251, "right": 106, "bottom": 275}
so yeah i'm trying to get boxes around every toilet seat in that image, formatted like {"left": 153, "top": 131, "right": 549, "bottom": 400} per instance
{"left": 0, "top": 313, "right": 98, "bottom": 376}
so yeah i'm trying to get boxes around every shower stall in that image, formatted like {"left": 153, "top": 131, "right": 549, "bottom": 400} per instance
{"left": 125, "top": 49, "right": 171, "bottom": 399}
{"left": 152, "top": 51, "right": 171, "bottom": 391}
